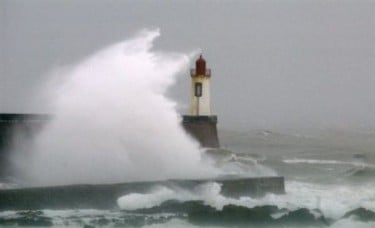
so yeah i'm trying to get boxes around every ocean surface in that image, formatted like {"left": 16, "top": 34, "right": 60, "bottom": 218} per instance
{"left": 1, "top": 128, "right": 375, "bottom": 227}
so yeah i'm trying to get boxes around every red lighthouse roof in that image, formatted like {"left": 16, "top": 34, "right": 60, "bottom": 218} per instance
{"left": 195, "top": 54, "right": 206, "bottom": 75}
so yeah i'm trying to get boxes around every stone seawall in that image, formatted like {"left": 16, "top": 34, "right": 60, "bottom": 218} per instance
{"left": 0, "top": 114, "right": 50, "bottom": 178}
{"left": 0, "top": 177, "right": 285, "bottom": 210}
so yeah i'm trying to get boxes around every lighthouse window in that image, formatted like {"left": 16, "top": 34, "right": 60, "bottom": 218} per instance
{"left": 195, "top": 83, "right": 202, "bottom": 97}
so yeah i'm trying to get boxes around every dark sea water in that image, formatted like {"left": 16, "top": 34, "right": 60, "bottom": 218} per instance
{"left": 1, "top": 129, "right": 375, "bottom": 227}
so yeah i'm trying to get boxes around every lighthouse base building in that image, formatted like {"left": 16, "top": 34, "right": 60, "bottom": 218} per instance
{"left": 182, "top": 115, "right": 219, "bottom": 148}
{"left": 181, "top": 55, "right": 220, "bottom": 148}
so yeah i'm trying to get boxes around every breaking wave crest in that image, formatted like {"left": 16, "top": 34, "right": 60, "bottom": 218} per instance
{"left": 12, "top": 29, "right": 217, "bottom": 186}
{"left": 344, "top": 166, "right": 375, "bottom": 178}
{"left": 115, "top": 180, "right": 375, "bottom": 226}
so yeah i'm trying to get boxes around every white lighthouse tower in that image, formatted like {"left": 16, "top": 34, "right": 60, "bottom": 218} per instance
{"left": 190, "top": 55, "right": 212, "bottom": 116}
{"left": 182, "top": 55, "right": 219, "bottom": 148}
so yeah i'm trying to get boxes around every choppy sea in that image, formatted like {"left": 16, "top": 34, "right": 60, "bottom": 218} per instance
{"left": 1, "top": 129, "right": 374, "bottom": 227}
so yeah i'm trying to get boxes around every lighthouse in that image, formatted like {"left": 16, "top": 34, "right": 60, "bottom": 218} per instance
{"left": 190, "top": 55, "right": 211, "bottom": 116}
{"left": 182, "top": 55, "right": 220, "bottom": 148}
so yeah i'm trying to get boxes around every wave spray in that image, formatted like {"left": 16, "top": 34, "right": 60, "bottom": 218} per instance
{"left": 17, "top": 29, "right": 216, "bottom": 185}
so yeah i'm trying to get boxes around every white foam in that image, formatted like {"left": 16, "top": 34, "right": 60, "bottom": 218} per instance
{"left": 0, "top": 182, "right": 19, "bottom": 189}
{"left": 143, "top": 218, "right": 198, "bottom": 228}
{"left": 0, "top": 209, "right": 133, "bottom": 227}
{"left": 330, "top": 217, "right": 375, "bottom": 228}
{"left": 215, "top": 161, "right": 277, "bottom": 178}
{"left": 233, "top": 181, "right": 375, "bottom": 220}
{"left": 283, "top": 158, "right": 375, "bottom": 168}
{"left": 117, "top": 182, "right": 224, "bottom": 210}
{"left": 117, "top": 186, "right": 183, "bottom": 210}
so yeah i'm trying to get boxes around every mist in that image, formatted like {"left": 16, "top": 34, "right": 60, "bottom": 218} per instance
{"left": 1, "top": 0, "right": 375, "bottom": 130}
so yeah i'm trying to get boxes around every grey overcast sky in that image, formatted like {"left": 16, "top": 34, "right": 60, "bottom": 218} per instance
{"left": 1, "top": 0, "right": 375, "bottom": 130}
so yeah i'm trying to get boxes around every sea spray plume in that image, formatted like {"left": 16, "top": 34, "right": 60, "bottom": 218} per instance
{"left": 17, "top": 29, "right": 217, "bottom": 185}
